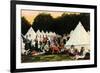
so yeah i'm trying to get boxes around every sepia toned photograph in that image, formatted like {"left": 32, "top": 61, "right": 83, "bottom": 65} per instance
{"left": 21, "top": 10, "right": 90, "bottom": 63}
{"left": 11, "top": 1, "right": 97, "bottom": 72}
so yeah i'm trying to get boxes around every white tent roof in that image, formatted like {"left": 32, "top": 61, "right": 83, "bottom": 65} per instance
{"left": 46, "top": 31, "right": 49, "bottom": 35}
{"left": 36, "top": 30, "right": 40, "bottom": 34}
{"left": 52, "top": 32, "right": 56, "bottom": 36}
{"left": 36, "top": 30, "right": 41, "bottom": 36}
{"left": 66, "top": 22, "right": 89, "bottom": 46}
{"left": 41, "top": 30, "right": 45, "bottom": 35}
{"left": 25, "top": 27, "right": 36, "bottom": 40}
{"left": 48, "top": 32, "right": 54, "bottom": 36}
{"left": 70, "top": 30, "right": 74, "bottom": 37}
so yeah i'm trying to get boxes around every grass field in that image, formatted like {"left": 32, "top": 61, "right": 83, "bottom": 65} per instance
{"left": 21, "top": 54, "right": 74, "bottom": 63}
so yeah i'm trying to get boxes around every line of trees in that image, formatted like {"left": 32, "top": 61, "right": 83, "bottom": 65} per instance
{"left": 21, "top": 13, "right": 90, "bottom": 35}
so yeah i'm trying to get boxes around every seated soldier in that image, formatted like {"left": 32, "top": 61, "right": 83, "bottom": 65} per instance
{"left": 69, "top": 45, "right": 76, "bottom": 56}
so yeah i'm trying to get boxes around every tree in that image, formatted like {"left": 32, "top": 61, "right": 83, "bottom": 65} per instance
{"left": 21, "top": 16, "right": 31, "bottom": 35}
{"left": 32, "top": 13, "right": 53, "bottom": 32}
{"left": 32, "top": 13, "right": 90, "bottom": 36}
{"left": 80, "top": 13, "right": 90, "bottom": 31}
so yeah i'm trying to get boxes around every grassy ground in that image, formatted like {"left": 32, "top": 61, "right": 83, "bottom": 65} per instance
{"left": 21, "top": 54, "right": 74, "bottom": 63}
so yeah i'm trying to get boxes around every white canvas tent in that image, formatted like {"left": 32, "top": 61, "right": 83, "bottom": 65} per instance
{"left": 46, "top": 31, "right": 49, "bottom": 36}
{"left": 36, "top": 30, "right": 41, "bottom": 37}
{"left": 25, "top": 27, "right": 36, "bottom": 41}
{"left": 41, "top": 30, "right": 45, "bottom": 36}
{"left": 65, "top": 22, "right": 90, "bottom": 51}
{"left": 52, "top": 32, "right": 56, "bottom": 36}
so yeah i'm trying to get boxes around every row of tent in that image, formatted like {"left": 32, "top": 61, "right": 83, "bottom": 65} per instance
{"left": 24, "top": 27, "right": 57, "bottom": 40}
{"left": 22, "top": 21, "right": 90, "bottom": 51}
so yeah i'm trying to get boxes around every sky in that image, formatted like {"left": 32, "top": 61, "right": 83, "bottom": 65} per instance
{"left": 21, "top": 10, "right": 80, "bottom": 25}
